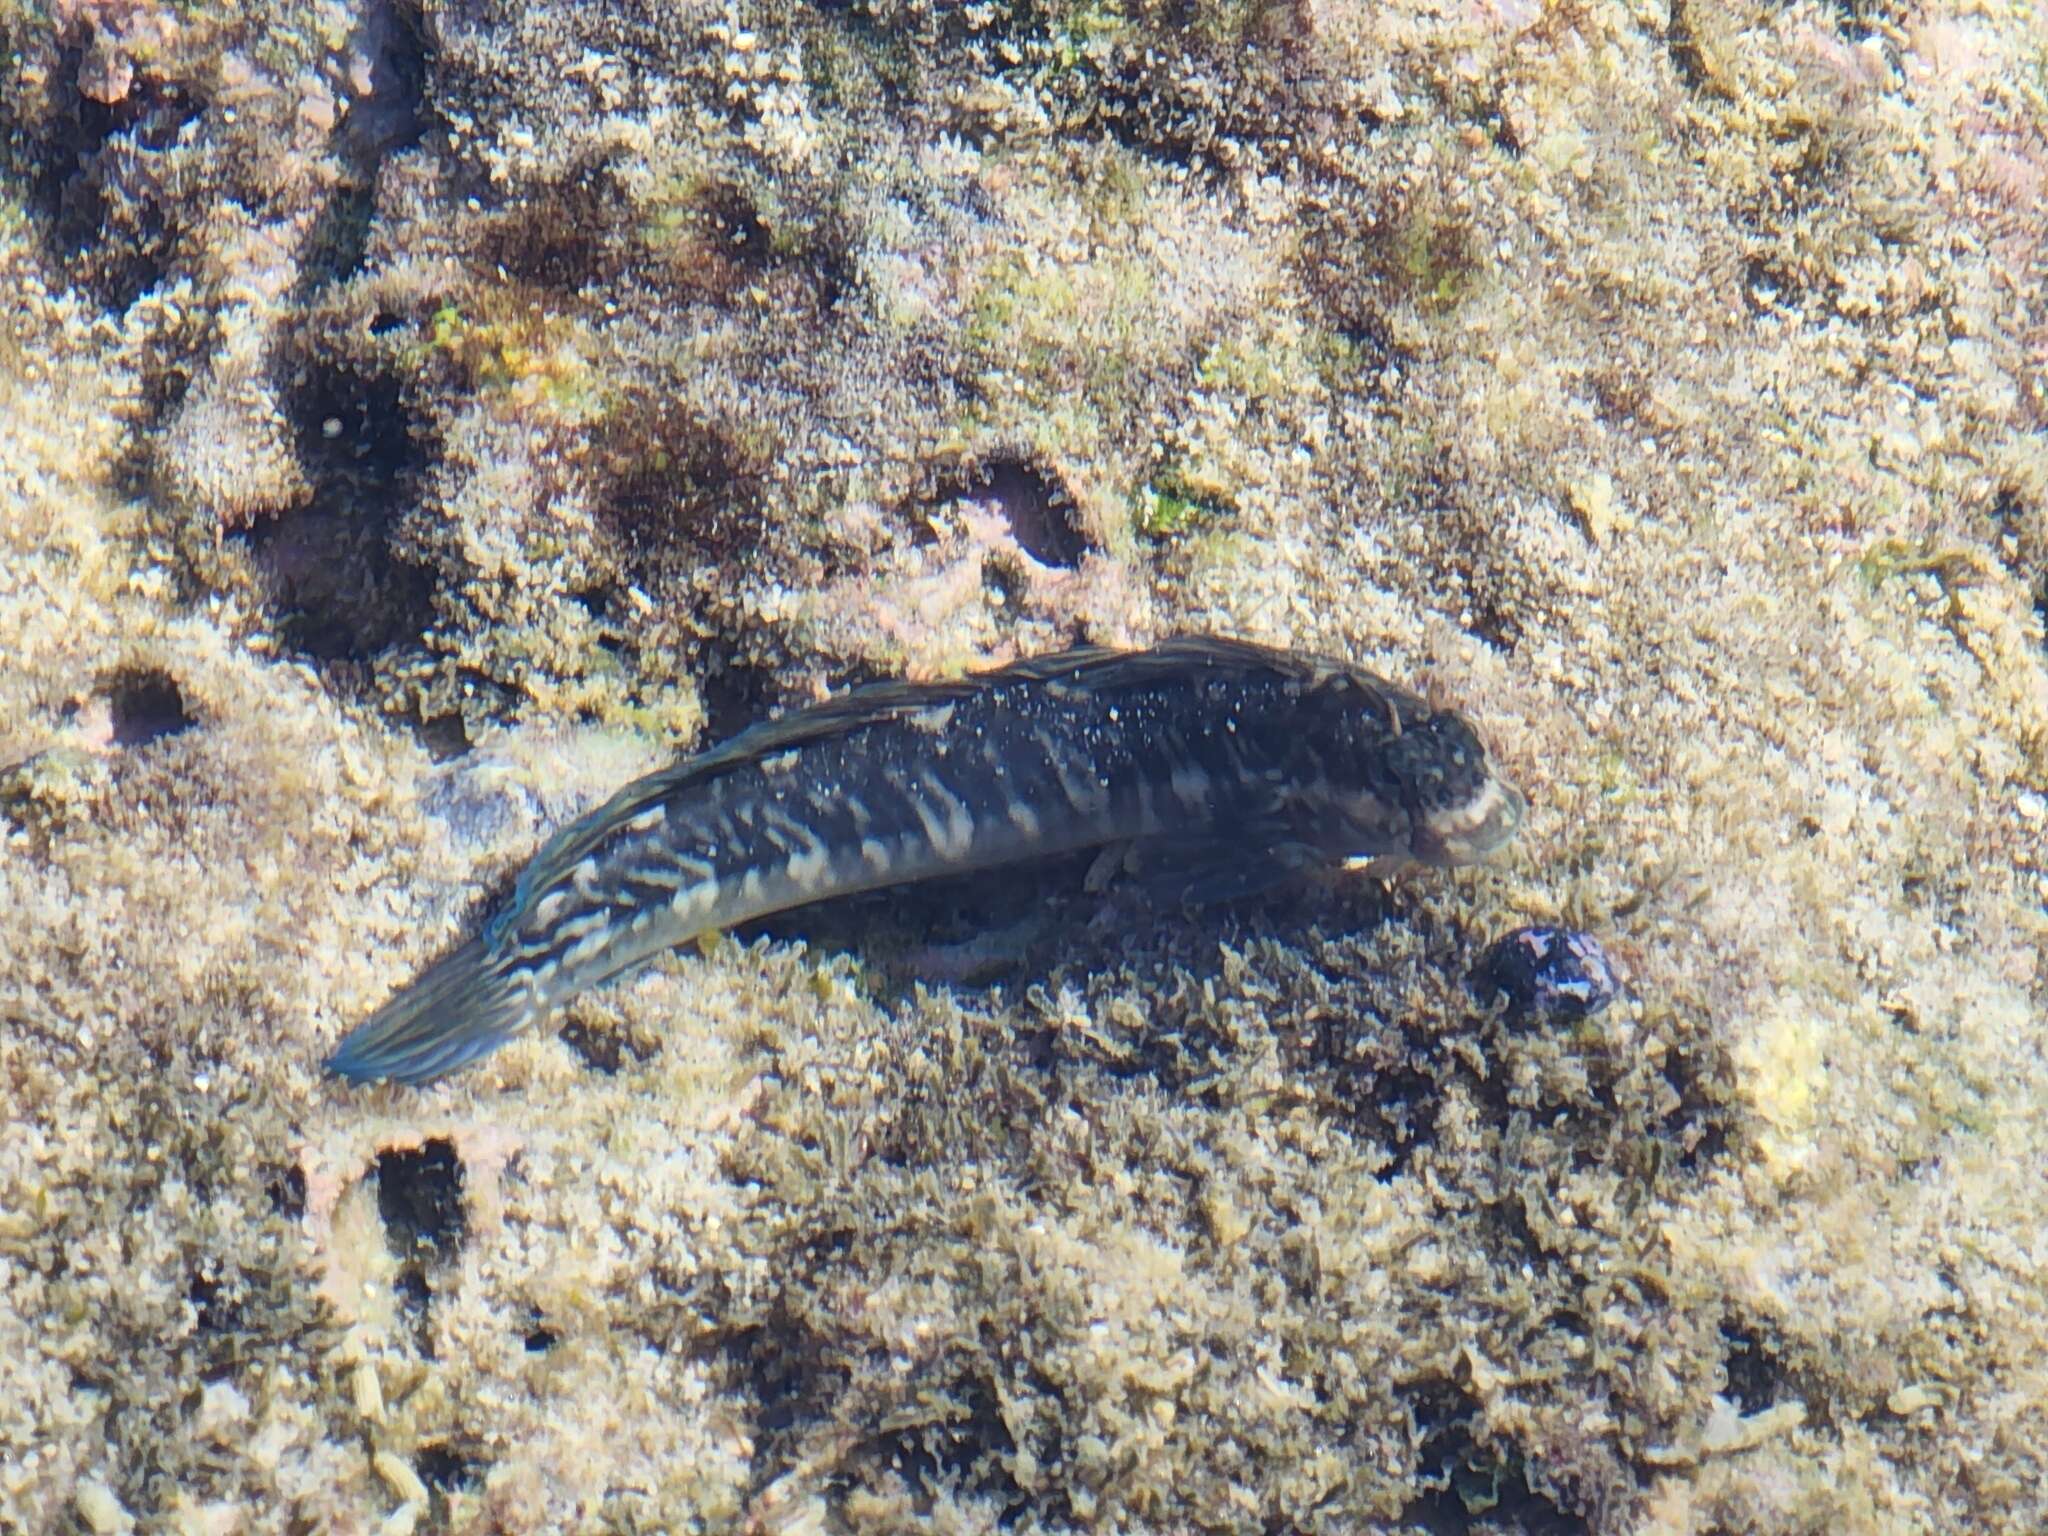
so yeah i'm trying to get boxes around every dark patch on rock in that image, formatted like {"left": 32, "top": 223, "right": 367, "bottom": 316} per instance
{"left": 101, "top": 667, "right": 193, "bottom": 747}
{"left": 945, "top": 454, "right": 1090, "bottom": 569}
{"left": 236, "top": 362, "right": 437, "bottom": 670}
{"left": 375, "top": 1138, "right": 467, "bottom": 1264}
{"left": 415, "top": 1439, "right": 484, "bottom": 1492}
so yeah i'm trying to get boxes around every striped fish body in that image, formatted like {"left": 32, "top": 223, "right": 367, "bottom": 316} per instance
{"left": 327, "top": 637, "right": 1523, "bottom": 1084}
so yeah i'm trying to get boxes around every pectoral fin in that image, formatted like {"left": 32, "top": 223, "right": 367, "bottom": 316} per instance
{"left": 1127, "top": 834, "right": 1323, "bottom": 910}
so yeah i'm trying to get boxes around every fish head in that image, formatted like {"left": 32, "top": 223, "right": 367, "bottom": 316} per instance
{"left": 1378, "top": 711, "right": 1525, "bottom": 866}
{"left": 1302, "top": 694, "right": 1524, "bottom": 868}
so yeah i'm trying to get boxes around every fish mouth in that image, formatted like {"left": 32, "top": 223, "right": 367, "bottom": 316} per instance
{"left": 1410, "top": 776, "right": 1526, "bottom": 866}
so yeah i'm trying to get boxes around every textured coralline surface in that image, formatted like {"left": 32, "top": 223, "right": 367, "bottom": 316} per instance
{"left": 3, "top": 0, "right": 2045, "bottom": 1531}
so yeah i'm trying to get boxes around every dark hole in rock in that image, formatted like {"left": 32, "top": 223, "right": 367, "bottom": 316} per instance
{"left": 240, "top": 502, "right": 437, "bottom": 664}
{"left": 238, "top": 363, "right": 436, "bottom": 667}
{"left": 1719, "top": 1321, "right": 1784, "bottom": 1415}
{"left": 414, "top": 712, "right": 471, "bottom": 763}
{"left": 187, "top": 1267, "right": 241, "bottom": 1336}
{"left": 266, "top": 1164, "right": 308, "bottom": 1218}
{"left": 375, "top": 1138, "right": 467, "bottom": 1263}
{"left": 1742, "top": 253, "right": 1794, "bottom": 312}
{"left": 392, "top": 1265, "right": 435, "bottom": 1357}
{"left": 415, "top": 1440, "right": 483, "bottom": 1492}
{"left": 1488, "top": 103, "right": 1523, "bottom": 157}
{"left": 282, "top": 360, "right": 423, "bottom": 521}
{"left": 524, "top": 1321, "right": 558, "bottom": 1354}
{"left": 698, "top": 182, "right": 774, "bottom": 267}
{"left": 569, "top": 586, "right": 630, "bottom": 658}
{"left": 685, "top": 651, "right": 808, "bottom": 761}
{"left": 699, "top": 179, "right": 848, "bottom": 310}
{"left": 24, "top": 47, "right": 200, "bottom": 310}
{"left": 939, "top": 456, "right": 1088, "bottom": 569}
{"left": 103, "top": 667, "right": 193, "bottom": 745}
{"left": 335, "top": 0, "right": 431, "bottom": 163}
{"left": 1989, "top": 484, "right": 2024, "bottom": 531}
{"left": 1986, "top": 485, "right": 2046, "bottom": 628}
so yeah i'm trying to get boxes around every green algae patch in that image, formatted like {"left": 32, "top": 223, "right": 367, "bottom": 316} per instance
{"left": 1131, "top": 464, "right": 1234, "bottom": 541}
{"left": 408, "top": 296, "right": 605, "bottom": 424}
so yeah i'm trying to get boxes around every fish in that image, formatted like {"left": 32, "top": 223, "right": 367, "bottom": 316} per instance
{"left": 326, "top": 636, "right": 1524, "bottom": 1085}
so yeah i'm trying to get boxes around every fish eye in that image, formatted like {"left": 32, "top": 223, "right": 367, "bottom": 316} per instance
{"left": 1382, "top": 714, "right": 1490, "bottom": 812}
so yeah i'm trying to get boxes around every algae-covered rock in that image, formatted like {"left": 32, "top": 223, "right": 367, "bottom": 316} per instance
{"left": 3, "top": 0, "right": 2046, "bottom": 1531}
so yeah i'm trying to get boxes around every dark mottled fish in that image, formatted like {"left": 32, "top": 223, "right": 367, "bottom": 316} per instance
{"left": 327, "top": 636, "right": 1524, "bottom": 1085}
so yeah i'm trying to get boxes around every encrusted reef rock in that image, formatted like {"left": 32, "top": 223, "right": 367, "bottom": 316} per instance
{"left": 3, "top": 0, "right": 2046, "bottom": 1531}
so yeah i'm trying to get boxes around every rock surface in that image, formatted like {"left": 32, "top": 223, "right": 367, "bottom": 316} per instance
{"left": 3, "top": 1, "right": 2044, "bottom": 1530}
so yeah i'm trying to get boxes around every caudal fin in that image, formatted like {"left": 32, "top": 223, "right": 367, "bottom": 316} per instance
{"left": 326, "top": 936, "right": 541, "bottom": 1085}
